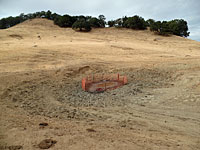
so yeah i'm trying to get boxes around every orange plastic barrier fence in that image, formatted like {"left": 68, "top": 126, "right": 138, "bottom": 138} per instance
{"left": 82, "top": 74, "right": 128, "bottom": 92}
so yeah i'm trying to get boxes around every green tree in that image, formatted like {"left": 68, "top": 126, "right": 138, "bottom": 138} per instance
{"left": 72, "top": 19, "right": 91, "bottom": 32}
{"left": 51, "top": 13, "right": 60, "bottom": 21}
{"left": 124, "top": 15, "right": 147, "bottom": 30}
{"left": 150, "top": 21, "right": 161, "bottom": 32}
{"left": 0, "top": 18, "right": 7, "bottom": 29}
{"left": 98, "top": 15, "right": 106, "bottom": 27}
{"left": 159, "top": 21, "right": 172, "bottom": 35}
{"left": 168, "top": 19, "right": 190, "bottom": 37}
{"left": 45, "top": 10, "right": 52, "bottom": 19}
{"left": 115, "top": 18, "right": 123, "bottom": 27}
{"left": 54, "top": 15, "right": 75, "bottom": 27}
{"left": 107, "top": 20, "right": 115, "bottom": 27}
{"left": 146, "top": 19, "right": 155, "bottom": 27}
{"left": 88, "top": 17, "right": 101, "bottom": 28}
{"left": 122, "top": 16, "right": 128, "bottom": 27}
{"left": 150, "top": 19, "right": 189, "bottom": 37}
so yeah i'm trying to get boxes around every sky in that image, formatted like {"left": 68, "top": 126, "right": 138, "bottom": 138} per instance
{"left": 0, "top": 0, "right": 199, "bottom": 41}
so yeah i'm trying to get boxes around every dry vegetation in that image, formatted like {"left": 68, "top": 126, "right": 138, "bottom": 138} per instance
{"left": 0, "top": 18, "right": 200, "bottom": 150}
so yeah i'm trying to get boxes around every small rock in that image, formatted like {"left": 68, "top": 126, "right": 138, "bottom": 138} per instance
{"left": 39, "top": 122, "right": 48, "bottom": 126}
{"left": 39, "top": 122, "right": 48, "bottom": 127}
{"left": 38, "top": 139, "right": 57, "bottom": 149}
{"left": 86, "top": 128, "right": 96, "bottom": 132}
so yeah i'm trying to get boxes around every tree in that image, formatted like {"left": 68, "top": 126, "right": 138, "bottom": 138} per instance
{"left": 124, "top": 15, "right": 147, "bottom": 30}
{"left": 54, "top": 15, "right": 75, "bottom": 27}
{"left": 107, "top": 20, "right": 115, "bottom": 27}
{"left": 150, "top": 21, "right": 161, "bottom": 32}
{"left": 77, "top": 15, "right": 86, "bottom": 21}
{"left": 51, "top": 13, "right": 60, "bottom": 21}
{"left": 72, "top": 19, "right": 91, "bottom": 32}
{"left": 98, "top": 15, "right": 106, "bottom": 27}
{"left": 122, "top": 16, "right": 128, "bottom": 27}
{"left": 159, "top": 21, "right": 172, "bottom": 35}
{"left": 146, "top": 19, "right": 155, "bottom": 27}
{"left": 0, "top": 18, "right": 7, "bottom": 29}
{"left": 150, "top": 21, "right": 170, "bottom": 35}
{"left": 115, "top": 18, "right": 123, "bottom": 27}
{"left": 150, "top": 19, "right": 190, "bottom": 37}
{"left": 168, "top": 19, "right": 190, "bottom": 37}
{"left": 45, "top": 10, "right": 52, "bottom": 19}
{"left": 88, "top": 17, "right": 101, "bottom": 28}
{"left": 19, "top": 13, "right": 26, "bottom": 21}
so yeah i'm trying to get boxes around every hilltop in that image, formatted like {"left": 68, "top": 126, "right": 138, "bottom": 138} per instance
{"left": 0, "top": 18, "right": 200, "bottom": 150}
{"left": 0, "top": 18, "right": 199, "bottom": 73}
{"left": 0, "top": 11, "right": 190, "bottom": 37}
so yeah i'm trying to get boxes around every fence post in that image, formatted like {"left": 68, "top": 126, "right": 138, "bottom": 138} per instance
{"left": 82, "top": 78, "right": 86, "bottom": 91}
{"left": 118, "top": 74, "right": 119, "bottom": 80}
{"left": 123, "top": 76, "right": 128, "bottom": 84}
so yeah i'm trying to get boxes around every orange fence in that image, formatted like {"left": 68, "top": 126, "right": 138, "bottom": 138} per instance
{"left": 82, "top": 74, "right": 128, "bottom": 92}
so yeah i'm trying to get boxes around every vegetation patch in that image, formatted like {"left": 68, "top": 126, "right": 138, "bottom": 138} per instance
{"left": 0, "top": 10, "right": 189, "bottom": 36}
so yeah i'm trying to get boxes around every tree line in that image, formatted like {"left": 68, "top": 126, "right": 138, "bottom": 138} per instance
{"left": 108, "top": 16, "right": 190, "bottom": 37}
{"left": 0, "top": 10, "right": 189, "bottom": 37}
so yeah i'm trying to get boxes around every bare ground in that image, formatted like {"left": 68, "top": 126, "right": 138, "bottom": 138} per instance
{"left": 0, "top": 18, "right": 200, "bottom": 150}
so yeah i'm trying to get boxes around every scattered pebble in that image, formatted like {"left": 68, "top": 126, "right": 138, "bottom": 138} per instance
{"left": 86, "top": 128, "right": 96, "bottom": 132}
{"left": 39, "top": 122, "right": 48, "bottom": 127}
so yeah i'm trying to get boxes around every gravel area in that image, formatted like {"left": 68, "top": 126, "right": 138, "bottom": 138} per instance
{"left": 1, "top": 68, "right": 174, "bottom": 120}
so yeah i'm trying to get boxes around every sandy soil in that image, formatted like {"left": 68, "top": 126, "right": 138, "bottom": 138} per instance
{"left": 0, "top": 18, "right": 200, "bottom": 150}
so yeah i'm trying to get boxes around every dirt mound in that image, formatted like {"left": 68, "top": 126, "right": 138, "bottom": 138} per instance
{"left": 15, "top": 18, "right": 59, "bottom": 29}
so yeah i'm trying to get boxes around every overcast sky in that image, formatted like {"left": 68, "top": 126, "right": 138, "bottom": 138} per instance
{"left": 0, "top": 0, "right": 199, "bottom": 41}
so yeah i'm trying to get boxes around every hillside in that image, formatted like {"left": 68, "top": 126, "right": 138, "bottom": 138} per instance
{"left": 0, "top": 18, "right": 200, "bottom": 150}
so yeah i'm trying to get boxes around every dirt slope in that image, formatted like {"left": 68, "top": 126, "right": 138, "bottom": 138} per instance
{"left": 0, "top": 18, "right": 200, "bottom": 150}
